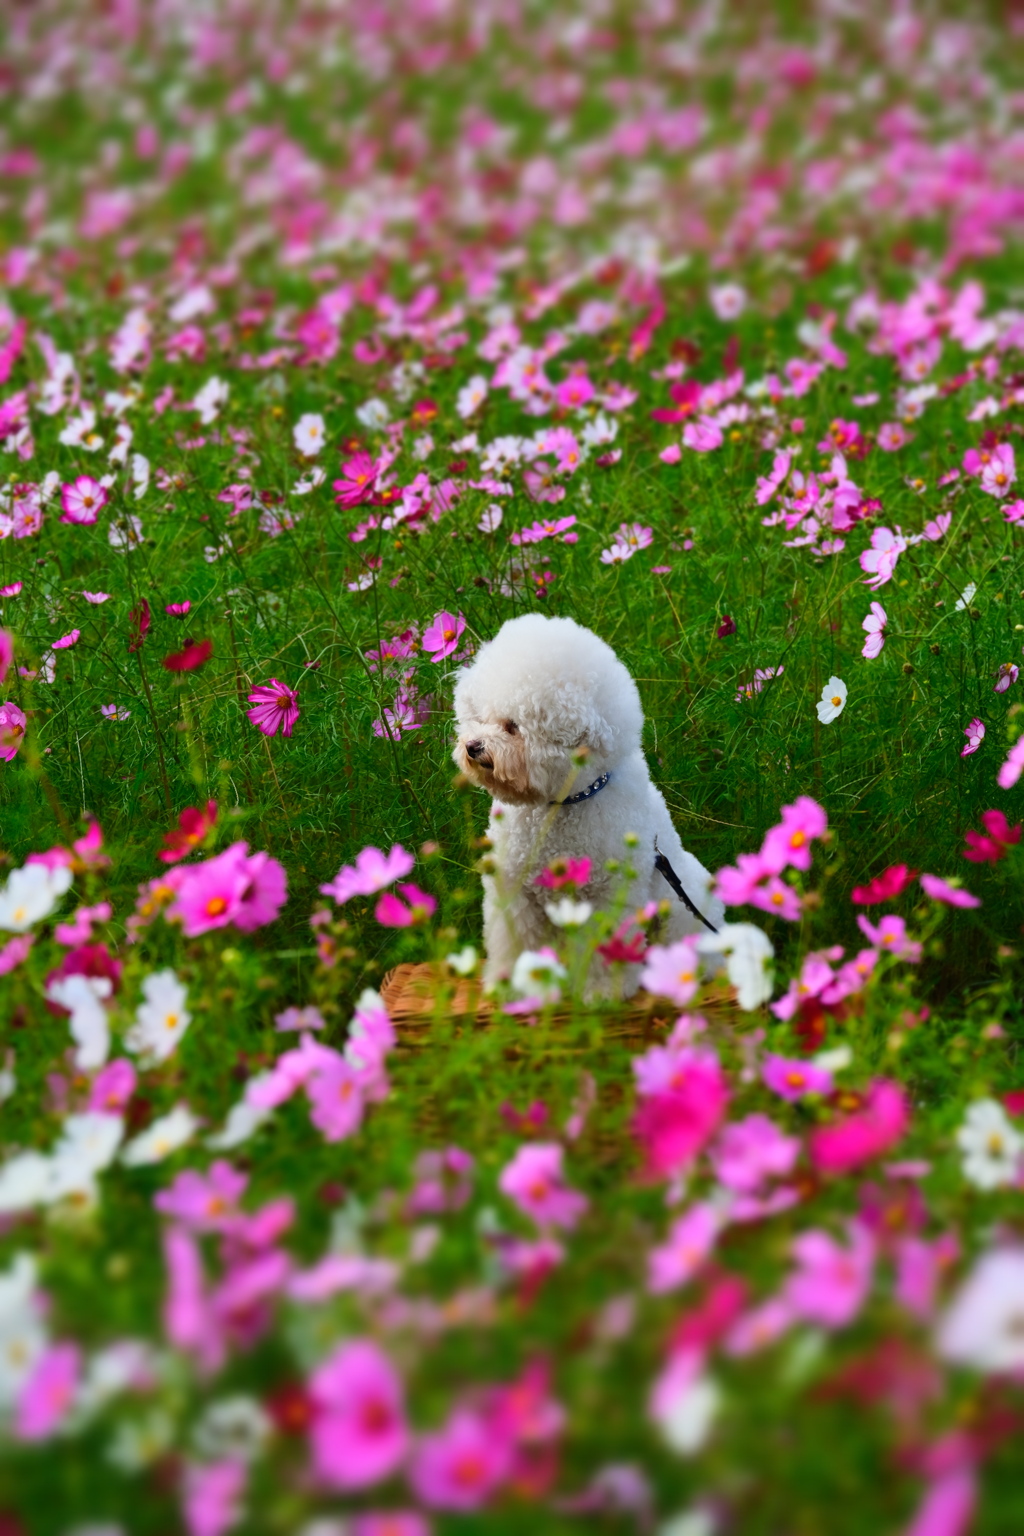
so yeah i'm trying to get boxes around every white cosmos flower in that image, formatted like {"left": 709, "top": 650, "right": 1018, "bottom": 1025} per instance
{"left": 815, "top": 675, "right": 847, "bottom": 724}
{"left": 446, "top": 946, "right": 478, "bottom": 976}
{"left": 107, "top": 1407, "right": 176, "bottom": 1471}
{"left": 46, "top": 974, "right": 112, "bottom": 1070}
{"left": 293, "top": 466, "right": 326, "bottom": 495}
{"left": 955, "top": 1098, "right": 1023, "bottom": 1190}
{"left": 124, "top": 969, "right": 192, "bottom": 1066}
{"left": 0, "top": 862, "right": 73, "bottom": 933}
{"left": 355, "top": 397, "right": 390, "bottom": 430}
{"left": 510, "top": 948, "right": 567, "bottom": 1005}
{"left": 130, "top": 452, "right": 150, "bottom": 500}
{"left": 545, "top": 898, "right": 594, "bottom": 928}
{"left": 650, "top": 1354, "right": 721, "bottom": 1454}
{"left": 193, "top": 1395, "right": 272, "bottom": 1462}
{"left": 937, "top": 1249, "right": 1024, "bottom": 1373}
{"left": 122, "top": 1105, "right": 200, "bottom": 1167}
{"left": 206, "top": 1091, "right": 272, "bottom": 1151}
{"left": 49, "top": 1113, "right": 125, "bottom": 1206}
{"left": 954, "top": 582, "right": 977, "bottom": 612}
{"left": 456, "top": 375, "right": 489, "bottom": 418}
{"left": 699, "top": 922, "right": 774, "bottom": 1011}
{"left": 0, "top": 1254, "right": 47, "bottom": 1410}
{"left": 192, "top": 375, "right": 229, "bottom": 425}
{"left": 709, "top": 282, "right": 747, "bottom": 321}
{"left": 0, "top": 1153, "right": 53, "bottom": 1214}
{"left": 293, "top": 412, "right": 325, "bottom": 456}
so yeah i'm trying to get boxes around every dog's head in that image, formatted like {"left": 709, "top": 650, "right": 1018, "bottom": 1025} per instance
{"left": 452, "top": 614, "right": 644, "bottom": 805}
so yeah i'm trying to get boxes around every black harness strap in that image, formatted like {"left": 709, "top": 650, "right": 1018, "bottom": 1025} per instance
{"left": 653, "top": 835, "right": 719, "bottom": 934}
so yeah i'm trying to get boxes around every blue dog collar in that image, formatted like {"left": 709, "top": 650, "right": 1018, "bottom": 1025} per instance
{"left": 551, "top": 770, "right": 611, "bottom": 806}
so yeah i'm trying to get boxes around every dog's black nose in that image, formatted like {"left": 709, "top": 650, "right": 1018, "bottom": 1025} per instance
{"left": 466, "top": 739, "right": 485, "bottom": 760}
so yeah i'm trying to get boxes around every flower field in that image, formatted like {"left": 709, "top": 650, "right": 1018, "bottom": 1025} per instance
{"left": 2, "top": 3, "right": 1024, "bottom": 1532}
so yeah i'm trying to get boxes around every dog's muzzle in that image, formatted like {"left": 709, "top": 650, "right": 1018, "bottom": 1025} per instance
{"left": 465, "top": 739, "right": 494, "bottom": 769}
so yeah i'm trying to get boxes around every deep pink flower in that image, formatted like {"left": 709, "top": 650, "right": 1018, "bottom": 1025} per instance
{"left": 15, "top": 1344, "right": 80, "bottom": 1440}
{"left": 60, "top": 476, "right": 109, "bottom": 525}
{"left": 0, "top": 630, "right": 12, "bottom": 683}
{"left": 182, "top": 1459, "right": 246, "bottom": 1536}
{"left": 760, "top": 796, "right": 828, "bottom": 875}
{"left": 246, "top": 678, "right": 300, "bottom": 737}
{"left": 784, "top": 1222, "right": 875, "bottom": 1329}
{"left": 160, "top": 801, "right": 218, "bottom": 864}
{"left": 52, "top": 629, "right": 80, "bottom": 650}
{"left": 903, "top": 1467, "right": 976, "bottom": 1536}
{"left": 422, "top": 610, "right": 466, "bottom": 662}
{"left": 762, "top": 1054, "right": 833, "bottom": 1101}
{"left": 632, "top": 1047, "right": 729, "bottom": 1180}
{"left": 166, "top": 600, "right": 192, "bottom": 616}
{"left": 333, "top": 453, "right": 380, "bottom": 508}
{"left": 919, "top": 874, "right": 980, "bottom": 909}
{"left": 410, "top": 1408, "right": 512, "bottom": 1511}
{"left": 498, "top": 1143, "right": 587, "bottom": 1231}
{"left": 963, "top": 809, "right": 1021, "bottom": 864}
{"left": 352, "top": 1516, "right": 430, "bottom": 1536}
{"left": 851, "top": 864, "right": 916, "bottom": 904}
{"left": 535, "top": 856, "right": 591, "bottom": 890}
{"left": 714, "top": 850, "right": 773, "bottom": 906}
{"left": 170, "top": 842, "right": 287, "bottom": 936}
{"left": 0, "top": 701, "right": 26, "bottom": 761}
{"left": 0, "top": 933, "right": 33, "bottom": 975}
{"left": 375, "top": 882, "right": 437, "bottom": 926}
{"left": 993, "top": 662, "right": 1019, "bottom": 694}
{"left": 320, "top": 844, "right": 415, "bottom": 904}
{"left": 164, "top": 639, "right": 213, "bottom": 672}
{"left": 128, "top": 599, "right": 151, "bottom": 653}
{"left": 810, "top": 1080, "right": 909, "bottom": 1175}
{"left": 309, "top": 1340, "right": 409, "bottom": 1491}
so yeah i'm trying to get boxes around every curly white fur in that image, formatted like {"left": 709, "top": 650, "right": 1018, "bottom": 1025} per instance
{"left": 452, "top": 613, "right": 724, "bottom": 999}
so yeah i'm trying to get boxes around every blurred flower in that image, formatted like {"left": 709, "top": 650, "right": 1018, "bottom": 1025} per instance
{"left": 861, "top": 602, "right": 887, "bottom": 659}
{"left": 160, "top": 801, "right": 218, "bottom": 864}
{"left": 762, "top": 1054, "right": 833, "bottom": 1101}
{"left": 124, "top": 969, "right": 192, "bottom": 1065}
{"left": 544, "top": 897, "right": 593, "bottom": 927}
{"left": 0, "top": 701, "right": 27, "bottom": 761}
{"left": 699, "top": 923, "right": 774, "bottom": 1010}
{"left": 422, "top": 610, "right": 466, "bottom": 661}
{"left": 647, "top": 1203, "right": 720, "bottom": 1294}
{"left": 308, "top": 1339, "right": 408, "bottom": 1490}
{"left": 919, "top": 874, "right": 980, "bottom": 909}
{"left": 0, "top": 862, "right": 72, "bottom": 931}
{"left": 293, "top": 413, "right": 325, "bottom": 457}
{"left": 14, "top": 1343, "right": 79, "bottom": 1441}
{"left": 121, "top": 1104, "right": 199, "bottom": 1166}
{"left": 979, "top": 443, "right": 1015, "bottom": 498}
{"left": 955, "top": 1100, "right": 1023, "bottom": 1190}
{"left": 961, "top": 718, "right": 985, "bottom": 757}
{"left": 640, "top": 939, "right": 701, "bottom": 1007}
{"left": 937, "top": 1249, "right": 1024, "bottom": 1371}
{"left": 810, "top": 1081, "right": 909, "bottom": 1175}
{"left": 60, "top": 476, "right": 109, "bottom": 526}
{"left": 375, "top": 883, "right": 437, "bottom": 927}
{"left": 993, "top": 661, "right": 1018, "bottom": 693}
{"left": 410, "top": 1407, "right": 511, "bottom": 1511}
{"left": 784, "top": 1222, "right": 875, "bottom": 1328}
{"left": 963, "top": 809, "right": 1021, "bottom": 863}
{"left": 996, "top": 735, "right": 1024, "bottom": 788}
{"left": 499, "top": 1143, "right": 587, "bottom": 1230}
{"left": 321, "top": 845, "right": 414, "bottom": 904}
{"left": 127, "top": 599, "right": 150, "bottom": 653}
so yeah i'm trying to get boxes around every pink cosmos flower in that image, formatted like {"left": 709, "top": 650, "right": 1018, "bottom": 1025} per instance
{"left": 734, "top": 665, "right": 784, "bottom": 701}
{"left": 0, "top": 933, "right": 33, "bottom": 975}
{"left": 306, "top": 1060, "right": 367, "bottom": 1142}
{"left": 352, "top": 1516, "right": 430, "bottom": 1536}
{"left": 994, "top": 662, "right": 1019, "bottom": 694}
{"left": 1004, "top": 499, "right": 1024, "bottom": 525}
{"left": 15, "top": 1343, "right": 80, "bottom": 1440}
{"left": 860, "top": 525, "right": 906, "bottom": 590}
{"left": 647, "top": 1202, "right": 720, "bottom": 1294}
{"left": 88, "top": 1058, "right": 137, "bottom": 1113}
{"left": 632, "top": 1045, "right": 729, "bottom": 1180}
{"left": 410, "top": 1408, "right": 512, "bottom": 1511}
{"left": 52, "top": 630, "right": 80, "bottom": 650}
{"left": 639, "top": 938, "right": 701, "bottom": 1006}
{"left": 155, "top": 1162, "right": 248, "bottom": 1232}
{"left": 810, "top": 1080, "right": 909, "bottom": 1175}
{"left": 60, "top": 476, "right": 109, "bottom": 525}
{"left": 979, "top": 443, "right": 1015, "bottom": 499}
{"left": 856, "top": 913, "right": 921, "bottom": 961}
{"left": 682, "top": 417, "right": 723, "bottom": 452}
{"left": 555, "top": 374, "right": 595, "bottom": 412}
{"left": 309, "top": 1339, "right": 409, "bottom": 1490}
{"left": 748, "top": 875, "right": 802, "bottom": 921}
{"left": 760, "top": 796, "right": 827, "bottom": 875}
{"left": 170, "top": 842, "right": 287, "bottom": 936}
{"left": 714, "top": 850, "right": 772, "bottom": 905}
{"left": 0, "top": 701, "right": 27, "bottom": 762}
{"left": 850, "top": 864, "right": 915, "bottom": 906}
{"left": 535, "top": 856, "right": 592, "bottom": 890}
{"left": 509, "top": 515, "right": 577, "bottom": 546}
{"left": 498, "top": 1143, "right": 587, "bottom": 1231}
{"left": 762, "top": 1054, "right": 833, "bottom": 1101}
{"left": 422, "top": 611, "right": 466, "bottom": 662}
{"left": 375, "top": 883, "right": 437, "bottom": 926}
{"left": 320, "top": 844, "right": 414, "bottom": 904}
{"left": 923, "top": 512, "right": 952, "bottom": 541}
{"left": 861, "top": 602, "right": 887, "bottom": 659}
{"left": 710, "top": 1113, "right": 800, "bottom": 1193}
{"left": 963, "top": 809, "right": 1021, "bottom": 864}
{"left": 0, "top": 629, "right": 11, "bottom": 683}
{"left": 82, "top": 590, "right": 112, "bottom": 604}
{"left": 182, "top": 1459, "right": 246, "bottom": 1536}
{"left": 784, "top": 1222, "right": 875, "bottom": 1329}
{"left": 0, "top": 582, "right": 22, "bottom": 598}
{"left": 755, "top": 449, "right": 792, "bottom": 505}
{"left": 333, "top": 453, "right": 381, "bottom": 509}
{"left": 522, "top": 461, "right": 565, "bottom": 504}
{"left": 902, "top": 1467, "right": 976, "bottom": 1536}
{"left": 246, "top": 679, "right": 300, "bottom": 737}
{"left": 919, "top": 874, "right": 981, "bottom": 909}
{"left": 997, "top": 736, "right": 1024, "bottom": 789}
{"left": 877, "top": 422, "right": 912, "bottom": 451}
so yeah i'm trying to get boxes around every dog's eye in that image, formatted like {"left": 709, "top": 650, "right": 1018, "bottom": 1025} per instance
{"left": 503, "top": 720, "right": 518, "bottom": 735}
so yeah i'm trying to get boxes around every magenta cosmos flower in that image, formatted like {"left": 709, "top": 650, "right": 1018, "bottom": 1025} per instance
{"left": 762, "top": 1054, "right": 833, "bottom": 1101}
{"left": 308, "top": 1339, "right": 409, "bottom": 1491}
{"left": 15, "top": 1343, "right": 80, "bottom": 1440}
{"left": 422, "top": 611, "right": 466, "bottom": 662}
{"left": 60, "top": 476, "right": 109, "bottom": 526}
{"left": 0, "top": 701, "right": 27, "bottom": 762}
{"left": 410, "top": 1407, "right": 512, "bottom": 1511}
{"left": 246, "top": 678, "right": 300, "bottom": 737}
{"left": 169, "top": 841, "right": 287, "bottom": 937}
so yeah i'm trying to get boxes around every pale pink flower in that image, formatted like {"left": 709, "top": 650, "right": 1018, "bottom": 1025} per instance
{"left": 182, "top": 1459, "right": 246, "bottom": 1536}
{"left": 647, "top": 1202, "right": 720, "bottom": 1294}
{"left": 784, "top": 1222, "right": 875, "bottom": 1329}
{"left": 320, "top": 845, "right": 415, "bottom": 904}
{"left": 710, "top": 1113, "right": 799, "bottom": 1193}
{"left": 994, "top": 662, "right": 1019, "bottom": 694}
{"left": 856, "top": 913, "right": 922, "bottom": 961}
{"left": 877, "top": 422, "right": 912, "bottom": 451}
{"left": 861, "top": 602, "right": 887, "bottom": 659}
{"left": 997, "top": 736, "right": 1024, "bottom": 789}
{"left": 498, "top": 1143, "right": 587, "bottom": 1231}
{"left": 860, "top": 525, "right": 906, "bottom": 590}
{"left": 979, "top": 443, "right": 1015, "bottom": 499}
{"left": 961, "top": 718, "right": 985, "bottom": 757}
{"left": 923, "top": 512, "right": 951, "bottom": 541}
{"left": 682, "top": 417, "right": 723, "bottom": 452}
{"left": 15, "top": 1344, "right": 80, "bottom": 1440}
{"left": 639, "top": 938, "right": 701, "bottom": 1007}
{"left": 762, "top": 1054, "right": 833, "bottom": 1101}
{"left": 919, "top": 874, "right": 981, "bottom": 909}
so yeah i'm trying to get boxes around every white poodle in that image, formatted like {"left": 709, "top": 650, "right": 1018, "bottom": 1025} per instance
{"left": 452, "top": 612, "right": 724, "bottom": 999}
